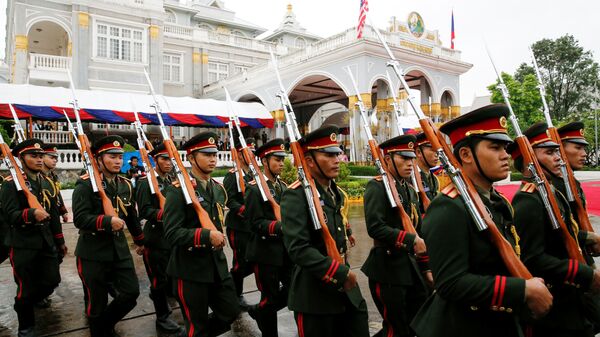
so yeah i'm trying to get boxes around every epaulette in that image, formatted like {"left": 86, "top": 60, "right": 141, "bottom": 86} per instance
{"left": 441, "top": 184, "right": 459, "bottom": 199}
{"left": 211, "top": 178, "right": 223, "bottom": 186}
{"left": 118, "top": 175, "right": 131, "bottom": 182}
{"left": 280, "top": 180, "right": 288, "bottom": 187}
{"left": 520, "top": 182, "right": 536, "bottom": 193}
{"left": 289, "top": 180, "right": 301, "bottom": 189}
{"left": 172, "top": 180, "right": 181, "bottom": 188}
{"left": 228, "top": 168, "right": 235, "bottom": 173}
{"left": 248, "top": 180, "right": 257, "bottom": 185}
{"left": 4, "top": 175, "right": 12, "bottom": 181}
{"left": 80, "top": 173, "right": 90, "bottom": 180}
{"left": 374, "top": 175, "right": 383, "bottom": 181}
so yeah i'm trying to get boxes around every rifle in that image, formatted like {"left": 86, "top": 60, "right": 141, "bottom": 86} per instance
{"left": 133, "top": 111, "right": 165, "bottom": 209}
{"left": 8, "top": 103, "right": 26, "bottom": 143}
{"left": 226, "top": 110, "right": 246, "bottom": 195}
{"left": 385, "top": 70, "right": 431, "bottom": 210}
{"left": 530, "top": 50, "right": 595, "bottom": 234}
{"left": 487, "top": 48, "right": 585, "bottom": 263}
{"left": 142, "top": 68, "right": 218, "bottom": 232}
{"left": 66, "top": 69, "right": 117, "bottom": 218}
{"left": 0, "top": 132, "right": 46, "bottom": 213}
{"left": 346, "top": 67, "right": 418, "bottom": 234}
{"left": 224, "top": 88, "right": 281, "bottom": 220}
{"left": 370, "top": 25, "right": 532, "bottom": 278}
{"left": 269, "top": 48, "right": 343, "bottom": 264}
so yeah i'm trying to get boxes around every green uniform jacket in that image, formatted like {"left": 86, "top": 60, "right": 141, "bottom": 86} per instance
{"left": 412, "top": 185, "right": 526, "bottom": 337}
{"left": 73, "top": 175, "right": 144, "bottom": 261}
{"left": 0, "top": 177, "right": 7, "bottom": 246}
{"left": 224, "top": 170, "right": 252, "bottom": 232}
{"left": 45, "top": 171, "right": 68, "bottom": 216}
{"left": 163, "top": 177, "right": 230, "bottom": 283}
{"left": 136, "top": 174, "right": 170, "bottom": 250}
{"left": 420, "top": 169, "right": 439, "bottom": 202}
{"left": 361, "top": 177, "right": 425, "bottom": 284}
{"left": 245, "top": 178, "right": 288, "bottom": 266}
{"left": 513, "top": 181, "right": 594, "bottom": 331}
{"left": 1, "top": 173, "right": 64, "bottom": 249}
{"left": 282, "top": 180, "right": 364, "bottom": 314}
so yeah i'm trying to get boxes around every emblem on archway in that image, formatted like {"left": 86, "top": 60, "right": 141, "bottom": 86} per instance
{"left": 407, "top": 12, "right": 425, "bottom": 39}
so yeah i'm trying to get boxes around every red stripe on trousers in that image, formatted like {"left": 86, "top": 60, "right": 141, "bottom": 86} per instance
{"left": 229, "top": 229, "right": 239, "bottom": 272}
{"left": 9, "top": 248, "right": 23, "bottom": 300}
{"left": 77, "top": 257, "right": 93, "bottom": 317}
{"left": 143, "top": 249, "right": 157, "bottom": 289}
{"left": 375, "top": 282, "right": 394, "bottom": 337}
{"left": 177, "top": 279, "right": 195, "bottom": 337}
{"left": 297, "top": 313, "right": 304, "bottom": 337}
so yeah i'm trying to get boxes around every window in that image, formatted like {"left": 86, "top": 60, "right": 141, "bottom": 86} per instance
{"left": 233, "top": 65, "right": 247, "bottom": 74}
{"left": 96, "top": 22, "right": 145, "bottom": 63}
{"left": 166, "top": 11, "right": 176, "bottom": 23}
{"left": 163, "top": 53, "right": 183, "bottom": 83}
{"left": 295, "top": 37, "right": 306, "bottom": 49}
{"left": 208, "top": 62, "right": 228, "bottom": 83}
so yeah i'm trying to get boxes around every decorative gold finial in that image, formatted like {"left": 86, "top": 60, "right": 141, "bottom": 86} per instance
{"left": 287, "top": 4, "right": 292, "bottom": 13}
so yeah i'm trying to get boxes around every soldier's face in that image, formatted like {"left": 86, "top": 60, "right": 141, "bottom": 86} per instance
{"left": 467, "top": 140, "right": 511, "bottom": 181}
{"left": 417, "top": 145, "right": 438, "bottom": 168}
{"left": 306, "top": 151, "right": 340, "bottom": 180}
{"left": 267, "top": 156, "right": 285, "bottom": 176}
{"left": 189, "top": 152, "right": 217, "bottom": 174}
{"left": 99, "top": 153, "right": 123, "bottom": 174}
{"left": 562, "top": 142, "right": 587, "bottom": 170}
{"left": 131, "top": 158, "right": 138, "bottom": 166}
{"left": 156, "top": 156, "right": 172, "bottom": 174}
{"left": 43, "top": 154, "right": 58, "bottom": 170}
{"left": 388, "top": 153, "right": 414, "bottom": 179}
{"left": 22, "top": 153, "right": 44, "bottom": 172}
{"left": 535, "top": 147, "right": 562, "bottom": 176}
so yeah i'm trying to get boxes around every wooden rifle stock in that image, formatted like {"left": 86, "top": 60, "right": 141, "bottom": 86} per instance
{"left": 0, "top": 143, "right": 45, "bottom": 211}
{"left": 230, "top": 146, "right": 246, "bottom": 195}
{"left": 290, "top": 142, "right": 343, "bottom": 264}
{"left": 239, "top": 147, "right": 281, "bottom": 221}
{"left": 413, "top": 166, "right": 430, "bottom": 210}
{"left": 514, "top": 136, "right": 585, "bottom": 263}
{"left": 419, "top": 119, "right": 533, "bottom": 278}
{"left": 547, "top": 127, "right": 594, "bottom": 233}
{"left": 163, "top": 139, "right": 217, "bottom": 231}
{"left": 78, "top": 134, "right": 117, "bottom": 217}
{"left": 138, "top": 140, "right": 165, "bottom": 209}
{"left": 366, "top": 139, "right": 417, "bottom": 234}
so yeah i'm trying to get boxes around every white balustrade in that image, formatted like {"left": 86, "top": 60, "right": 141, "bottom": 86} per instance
{"left": 29, "top": 54, "right": 71, "bottom": 71}
{"left": 32, "top": 130, "right": 72, "bottom": 144}
{"left": 164, "top": 23, "right": 193, "bottom": 40}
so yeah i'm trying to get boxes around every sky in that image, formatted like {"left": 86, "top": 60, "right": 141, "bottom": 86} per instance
{"left": 1, "top": 0, "right": 599, "bottom": 106}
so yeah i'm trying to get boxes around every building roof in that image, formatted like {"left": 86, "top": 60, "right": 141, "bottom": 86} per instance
{"left": 193, "top": 1, "right": 267, "bottom": 34}
{"left": 262, "top": 4, "right": 321, "bottom": 41}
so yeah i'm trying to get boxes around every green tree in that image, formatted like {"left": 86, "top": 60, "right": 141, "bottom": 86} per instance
{"left": 529, "top": 35, "right": 600, "bottom": 121}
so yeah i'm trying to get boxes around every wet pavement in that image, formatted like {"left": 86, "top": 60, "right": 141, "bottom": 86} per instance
{"left": 1, "top": 195, "right": 599, "bottom": 337}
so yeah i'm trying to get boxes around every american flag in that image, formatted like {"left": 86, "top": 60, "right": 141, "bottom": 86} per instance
{"left": 450, "top": 10, "right": 455, "bottom": 49}
{"left": 356, "top": 0, "right": 369, "bottom": 39}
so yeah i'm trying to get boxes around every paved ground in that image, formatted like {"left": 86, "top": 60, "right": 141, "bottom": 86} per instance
{"left": 1, "top": 177, "right": 600, "bottom": 337}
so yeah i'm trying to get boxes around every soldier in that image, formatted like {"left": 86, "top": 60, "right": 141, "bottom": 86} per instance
{"left": 411, "top": 104, "right": 552, "bottom": 337}
{"left": 163, "top": 132, "right": 240, "bottom": 337}
{"left": 245, "top": 138, "right": 290, "bottom": 337}
{"left": 510, "top": 122, "right": 600, "bottom": 337}
{"left": 1, "top": 139, "right": 65, "bottom": 337}
{"left": 72, "top": 135, "right": 145, "bottom": 337}
{"left": 135, "top": 144, "right": 183, "bottom": 334}
{"left": 0, "top": 173, "right": 8, "bottom": 265}
{"left": 415, "top": 132, "right": 440, "bottom": 203}
{"left": 281, "top": 125, "right": 370, "bottom": 337}
{"left": 362, "top": 134, "right": 430, "bottom": 337}
{"left": 41, "top": 145, "right": 68, "bottom": 224}
{"left": 223, "top": 137, "right": 256, "bottom": 308}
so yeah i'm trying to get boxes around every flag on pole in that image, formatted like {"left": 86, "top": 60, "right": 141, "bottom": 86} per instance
{"left": 451, "top": 10, "right": 455, "bottom": 49}
{"left": 357, "top": 0, "right": 369, "bottom": 39}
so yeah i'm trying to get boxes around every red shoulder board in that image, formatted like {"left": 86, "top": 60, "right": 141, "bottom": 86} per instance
{"left": 172, "top": 180, "right": 181, "bottom": 188}
{"left": 80, "top": 173, "right": 90, "bottom": 180}
{"left": 289, "top": 180, "right": 301, "bottom": 189}
{"left": 520, "top": 182, "right": 536, "bottom": 193}
{"left": 228, "top": 168, "right": 235, "bottom": 173}
{"left": 441, "top": 184, "right": 459, "bottom": 199}
{"left": 248, "top": 180, "right": 257, "bottom": 185}
{"left": 4, "top": 175, "right": 13, "bottom": 181}
{"left": 374, "top": 175, "right": 383, "bottom": 181}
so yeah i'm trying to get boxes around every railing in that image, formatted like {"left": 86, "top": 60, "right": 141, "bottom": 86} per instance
{"left": 29, "top": 54, "right": 71, "bottom": 71}
{"left": 33, "top": 130, "right": 72, "bottom": 144}
{"left": 54, "top": 149, "right": 233, "bottom": 169}
{"left": 97, "top": 0, "right": 163, "bottom": 11}
{"left": 164, "top": 23, "right": 193, "bottom": 40}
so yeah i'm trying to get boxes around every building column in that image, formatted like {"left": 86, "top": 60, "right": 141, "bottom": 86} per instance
{"left": 13, "top": 35, "right": 28, "bottom": 84}
{"left": 148, "top": 22, "right": 163, "bottom": 93}
{"left": 451, "top": 105, "right": 461, "bottom": 118}
{"left": 271, "top": 109, "right": 285, "bottom": 138}
{"left": 348, "top": 93, "right": 371, "bottom": 163}
{"left": 192, "top": 49, "right": 203, "bottom": 97}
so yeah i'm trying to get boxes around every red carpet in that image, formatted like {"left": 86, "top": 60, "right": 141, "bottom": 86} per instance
{"left": 495, "top": 181, "right": 600, "bottom": 217}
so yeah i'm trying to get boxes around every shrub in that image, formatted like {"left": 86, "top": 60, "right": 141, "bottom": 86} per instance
{"left": 280, "top": 158, "right": 298, "bottom": 184}
{"left": 347, "top": 164, "right": 377, "bottom": 176}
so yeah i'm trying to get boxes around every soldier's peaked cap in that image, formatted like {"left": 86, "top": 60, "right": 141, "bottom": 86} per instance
{"left": 507, "top": 122, "right": 559, "bottom": 160}
{"left": 440, "top": 103, "right": 512, "bottom": 146}
{"left": 257, "top": 138, "right": 286, "bottom": 158}
{"left": 300, "top": 125, "right": 342, "bottom": 154}
{"left": 234, "top": 137, "right": 256, "bottom": 152}
{"left": 415, "top": 132, "right": 431, "bottom": 147}
{"left": 183, "top": 131, "right": 219, "bottom": 154}
{"left": 380, "top": 135, "right": 417, "bottom": 158}
{"left": 92, "top": 135, "right": 125, "bottom": 155}
{"left": 149, "top": 143, "right": 169, "bottom": 158}
{"left": 42, "top": 143, "right": 59, "bottom": 157}
{"left": 557, "top": 121, "right": 589, "bottom": 146}
{"left": 12, "top": 138, "right": 44, "bottom": 157}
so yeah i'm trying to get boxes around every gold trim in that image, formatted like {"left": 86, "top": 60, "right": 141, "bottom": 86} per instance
{"left": 201, "top": 52, "right": 209, "bottom": 64}
{"left": 78, "top": 12, "right": 89, "bottom": 28}
{"left": 192, "top": 52, "right": 201, "bottom": 64}
{"left": 465, "top": 129, "right": 507, "bottom": 137}
{"left": 15, "top": 35, "right": 28, "bottom": 51}
{"left": 149, "top": 25, "right": 160, "bottom": 39}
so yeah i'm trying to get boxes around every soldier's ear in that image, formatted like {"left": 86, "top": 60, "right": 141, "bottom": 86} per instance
{"left": 458, "top": 146, "right": 474, "bottom": 165}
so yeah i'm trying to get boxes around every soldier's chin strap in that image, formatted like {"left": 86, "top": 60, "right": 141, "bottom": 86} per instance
{"left": 191, "top": 152, "right": 212, "bottom": 177}
{"left": 389, "top": 153, "right": 403, "bottom": 183}
{"left": 309, "top": 151, "right": 330, "bottom": 181}
{"left": 468, "top": 139, "right": 494, "bottom": 185}
{"left": 263, "top": 156, "right": 275, "bottom": 181}
{"left": 418, "top": 146, "right": 434, "bottom": 169}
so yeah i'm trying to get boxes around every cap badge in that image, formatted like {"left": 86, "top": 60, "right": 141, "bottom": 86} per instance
{"left": 280, "top": 144, "right": 285, "bottom": 150}
{"left": 580, "top": 129, "right": 585, "bottom": 136}
{"left": 499, "top": 116, "right": 508, "bottom": 128}
{"left": 408, "top": 142, "right": 414, "bottom": 149}
{"left": 113, "top": 140, "right": 120, "bottom": 146}
{"left": 34, "top": 143, "right": 41, "bottom": 148}
{"left": 208, "top": 137, "right": 215, "bottom": 144}
{"left": 330, "top": 133, "right": 337, "bottom": 141}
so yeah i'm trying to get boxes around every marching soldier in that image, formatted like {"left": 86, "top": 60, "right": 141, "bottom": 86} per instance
{"left": 411, "top": 105, "right": 552, "bottom": 337}
{"left": 135, "top": 144, "right": 183, "bottom": 334}
{"left": 245, "top": 138, "right": 290, "bottom": 337}
{"left": 510, "top": 122, "right": 600, "bottom": 337}
{"left": 41, "top": 144, "right": 69, "bottom": 225}
{"left": 1, "top": 139, "right": 65, "bottom": 337}
{"left": 163, "top": 132, "right": 240, "bottom": 337}
{"left": 415, "top": 132, "right": 440, "bottom": 205}
{"left": 72, "top": 135, "right": 145, "bottom": 337}
{"left": 362, "top": 134, "right": 430, "bottom": 337}
{"left": 0, "top": 173, "right": 8, "bottom": 265}
{"left": 281, "top": 125, "right": 370, "bottom": 337}
{"left": 223, "top": 137, "right": 256, "bottom": 308}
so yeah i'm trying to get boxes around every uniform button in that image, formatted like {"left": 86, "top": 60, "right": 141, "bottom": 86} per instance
{"left": 337, "top": 227, "right": 341, "bottom": 231}
{"left": 188, "top": 247, "right": 193, "bottom": 251}
{"left": 470, "top": 306, "right": 478, "bottom": 311}
{"left": 499, "top": 307, "right": 506, "bottom": 312}
{"left": 490, "top": 306, "right": 498, "bottom": 311}
{"left": 506, "top": 308, "right": 513, "bottom": 313}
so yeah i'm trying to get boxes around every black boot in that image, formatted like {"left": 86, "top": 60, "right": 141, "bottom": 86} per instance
{"left": 207, "top": 315, "right": 232, "bottom": 337}
{"left": 88, "top": 317, "right": 106, "bottom": 337}
{"left": 156, "top": 313, "right": 183, "bottom": 333}
{"left": 17, "top": 327, "right": 34, "bottom": 337}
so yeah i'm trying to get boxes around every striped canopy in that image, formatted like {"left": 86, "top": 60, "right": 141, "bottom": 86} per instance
{"left": 0, "top": 84, "right": 274, "bottom": 129}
